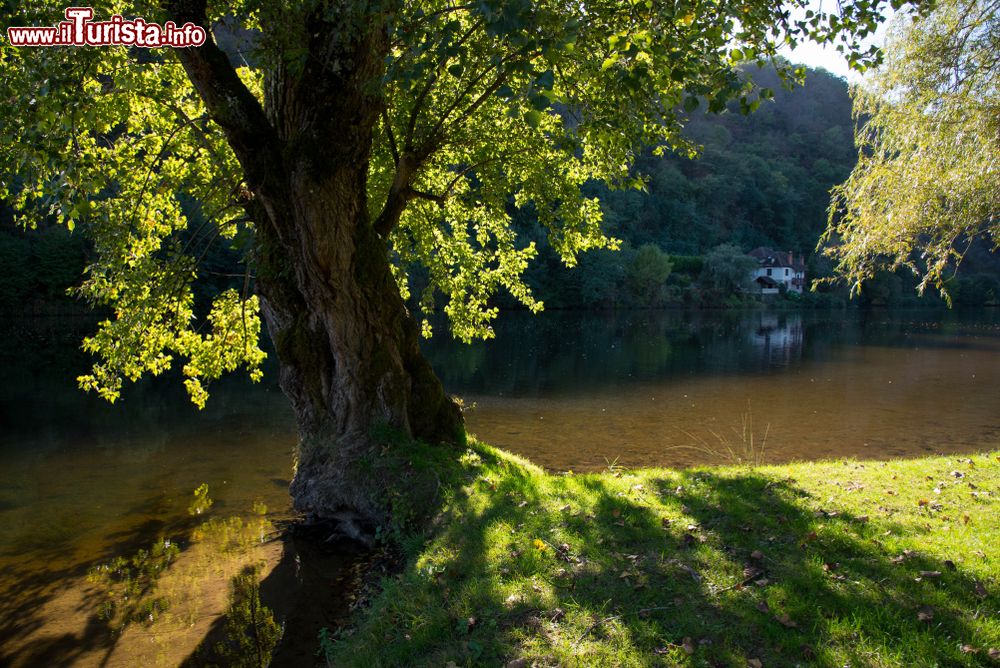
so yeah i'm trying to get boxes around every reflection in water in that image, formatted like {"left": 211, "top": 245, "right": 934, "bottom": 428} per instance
{"left": 1, "top": 309, "right": 999, "bottom": 664}
{"left": 750, "top": 312, "right": 803, "bottom": 367}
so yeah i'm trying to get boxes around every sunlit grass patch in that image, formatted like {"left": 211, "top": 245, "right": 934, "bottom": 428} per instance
{"left": 330, "top": 443, "right": 1000, "bottom": 667}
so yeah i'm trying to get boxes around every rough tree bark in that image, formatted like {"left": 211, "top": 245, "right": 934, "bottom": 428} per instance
{"left": 169, "top": 0, "right": 464, "bottom": 531}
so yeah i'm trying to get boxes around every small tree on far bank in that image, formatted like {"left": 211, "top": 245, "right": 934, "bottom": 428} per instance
{"left": 699, "top": 243, "right": 757, "bottom": 303}
{"left": 627, "top": 244, "right": 673, "bottom": 307}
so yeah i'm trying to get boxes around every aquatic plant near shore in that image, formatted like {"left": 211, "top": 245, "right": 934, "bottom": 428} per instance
{"left": 86, "top": 537, "right": 180, "bottom": 631}
{"left": 670, "top": 401, "right": 770, "bottom": 467}
{"left": 86, "top": 484, "right": 274, "bottom": 639}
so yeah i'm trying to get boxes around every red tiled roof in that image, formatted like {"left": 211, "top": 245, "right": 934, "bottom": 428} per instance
{"left": 748, "top": 247, "right": 806, "bottom": 272}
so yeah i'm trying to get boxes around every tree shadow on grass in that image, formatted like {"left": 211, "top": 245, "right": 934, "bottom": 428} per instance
{"left": 331, "top": 448, "right": 997, "bottom": 667}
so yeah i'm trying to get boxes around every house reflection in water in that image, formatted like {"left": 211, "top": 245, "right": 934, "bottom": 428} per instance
{"left": 751, "top": 313, "right": 803, "bottom": 366}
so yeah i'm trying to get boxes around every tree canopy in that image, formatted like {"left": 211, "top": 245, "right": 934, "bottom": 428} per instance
{"left": 1, "top": 0, "right": 910, "bottom": 406}
{"left": 824, "top": 0, "right": 999, "bottom": 299}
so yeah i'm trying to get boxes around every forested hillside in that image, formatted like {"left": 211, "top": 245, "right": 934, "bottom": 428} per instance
{"left": 606, "top": 64, "right": 855, "bottom": 255}
{"left": 513, "top": 64, "right": 859, "bottom": 308}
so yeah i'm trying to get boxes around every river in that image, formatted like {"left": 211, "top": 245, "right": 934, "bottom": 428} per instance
{"left": 1, "top": 308, "right": 998, "bottom": 665}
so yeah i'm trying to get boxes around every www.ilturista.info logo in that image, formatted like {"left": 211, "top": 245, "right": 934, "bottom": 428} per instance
{"left": 6, "top": 7, "right": 207, "bottom": 47}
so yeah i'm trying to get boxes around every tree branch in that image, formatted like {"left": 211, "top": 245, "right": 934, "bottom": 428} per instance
{"left": 403, "top": 18, "right": 485, "bottom": 150}
{"left": 165, "top": 0, "right": 284, "bottom": 198}
{"left": 382, "top": 107, "right": 401, "bottom": 165}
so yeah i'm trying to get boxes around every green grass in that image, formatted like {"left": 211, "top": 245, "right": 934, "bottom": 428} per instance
{"left": 327, "top": 443, "right": 999, "bottom": 667}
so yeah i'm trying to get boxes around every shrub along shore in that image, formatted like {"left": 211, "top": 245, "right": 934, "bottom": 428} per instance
{"left": 324, "top": 443, "right": 999, "bottom": 667}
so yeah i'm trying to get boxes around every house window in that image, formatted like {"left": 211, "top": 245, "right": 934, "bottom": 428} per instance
{"left": 766, "top": 268, "right": 772, "bottom": 276}
{"left": 785, "top": 268, "right": 789, "bottom": 277}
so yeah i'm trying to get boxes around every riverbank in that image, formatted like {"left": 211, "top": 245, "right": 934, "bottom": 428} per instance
{"left": 325, "top": 443, "right": 999, "bottom": 667}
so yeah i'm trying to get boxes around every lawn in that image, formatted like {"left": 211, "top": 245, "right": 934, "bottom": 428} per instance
{"left": 324, "top": 443, "right": 999, "bottom": 667}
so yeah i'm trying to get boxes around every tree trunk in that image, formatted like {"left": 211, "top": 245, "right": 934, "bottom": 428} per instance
{"left": 248, "top": 47, "right": 464, "bottom": 528}
{"left": 253, "top": 171, "right": 463, "bottom": 530}
{"left": 169, "top": 0, "right": 462, "bottom": 534}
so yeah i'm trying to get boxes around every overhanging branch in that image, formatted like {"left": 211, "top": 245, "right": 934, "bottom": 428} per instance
{"left": 165, "top": 0, "right": 284, "bottom": 198}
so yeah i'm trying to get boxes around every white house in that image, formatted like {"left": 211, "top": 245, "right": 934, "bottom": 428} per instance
{"left": 748, "top": 247, "right": 806, "bottom": 294}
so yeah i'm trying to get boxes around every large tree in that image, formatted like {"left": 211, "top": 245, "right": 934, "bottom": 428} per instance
{"left": 1, "top": 0, "right": 901, "bottom": 529}
{"left": 824, "top": 0, "right": 999, "bottom": 297}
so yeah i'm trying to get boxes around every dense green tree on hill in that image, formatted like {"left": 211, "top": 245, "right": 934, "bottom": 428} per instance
{"left": 0, "top": 0, "right": 911, "bottom": 526}
{"left": 627, "top": 244, "right": 674, "bottom": 307}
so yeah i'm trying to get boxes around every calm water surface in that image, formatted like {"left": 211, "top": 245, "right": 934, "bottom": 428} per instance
{"left": 427, "top": 309, "right": 1000, "bottom": 470}
{"left": 1, "top": 308, "right": 998, "bottom": 664}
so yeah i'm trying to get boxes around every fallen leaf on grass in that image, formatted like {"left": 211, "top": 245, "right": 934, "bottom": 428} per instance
{"left": 747, "top": 658, "right": 763, "bottom": 667}
{"left": 918, "top": 499, "right": 930, "bottom": 507}
{"left": 963, "top": 514, "right": 971, "bottom": 525}
{"left": 756, "top": 601, "right": 770, "bottom": 613}
{"left": 944, "top": 559, "right": 956, "bottom": 570}
{"left": 750, "top": 550, "right": 764, "bottom": 560}
{"left": 918, "top": 570, "right": 942, "bottom": 579}
{"left": 891, "top": 549, "right": 915, "bottom": 565}
{"left": 823, "top": 562, "right": 839, "bottom": 572}
{"left": 775, "top": 613, "right": 797, "bottom": 628}
{"left": 917, "top": 606, "right": 934, "bottom": 622}
{"left": 960, "top": 645, "right": 978, "bottom": 654}
{"left": 611, "top": 508, "right": 621, "bottom": 518}
{"left": 988, "top": 648, "right": 1000, "bottom": 661}
{"left": 974, "top": 581, "right": 988, "bottom": 598}
{"left": 682, "top": 637, "right": 695, "bottom": 655}
{"left": 505, "top": 659, "right": 529, "bottom": 668}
